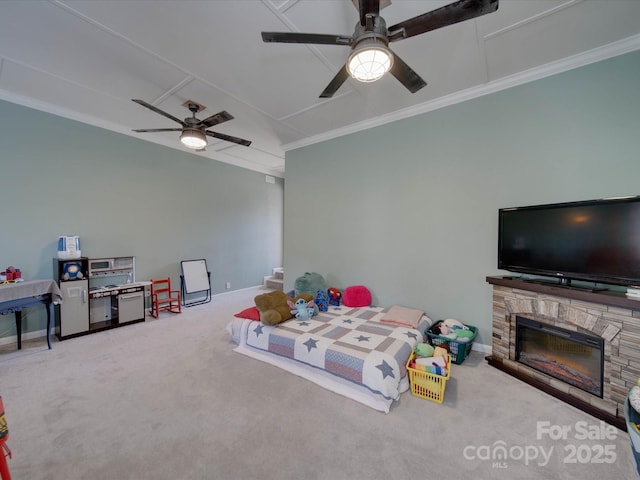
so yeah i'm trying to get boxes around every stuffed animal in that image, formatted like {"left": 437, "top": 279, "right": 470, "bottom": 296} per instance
{"left": 327, "top": 287, "right": 342, "bottom": 306}
{"left": 454, "top": 329, "right": 475, "bottom": 343}
{"left": 254, "top": 290, "right": 314, "bottom": 326}
{"left": 433, "top": 346, "right": 450, "bottom": 358}
{"left": 314, "top": 289, "right": 329, "bottom": 312}
{"left": 430, "top": 322, "right": 455, "bottom": 337}
{"left": 294, "top": 272, "right": 327, "bottom": 315}
{"left": 429, "top": 320, "right": 474, "bottom": 350}
{"left": 414, "top": 343, "right": 435, "bottom": 358}
{"left": 443, "top": 318, "right": 469, "bottom": 331}
{"left": 294, "top": 272, "right": 328, "bottom": 296}
{"left": 431, "top": 319, "right": 470, "bottom": 337}
{"left": 288, "top": 298, "right": 315, "bottom": 320}
{"left": 62, "top": 262, "right": 84, "bottom": 281}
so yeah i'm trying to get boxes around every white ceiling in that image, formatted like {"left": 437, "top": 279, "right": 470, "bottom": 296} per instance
{"left": 1, "top": 0, "right": 639, "bottom": 177}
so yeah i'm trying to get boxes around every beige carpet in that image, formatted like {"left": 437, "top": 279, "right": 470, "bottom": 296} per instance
{"left": 0, "top": 286, "right": 636, "bottom": 480}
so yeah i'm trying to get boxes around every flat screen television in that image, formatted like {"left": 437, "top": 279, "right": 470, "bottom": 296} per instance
{"left": 498, "top": 196, "right": 640, "bottom": 287}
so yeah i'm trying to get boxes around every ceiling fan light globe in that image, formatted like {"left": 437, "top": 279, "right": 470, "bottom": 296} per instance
{"left": 347, "top": 46, "right": 393, "bottom": 83}
{"left": 180, "top": 128, "right": 207, "bottom": 149}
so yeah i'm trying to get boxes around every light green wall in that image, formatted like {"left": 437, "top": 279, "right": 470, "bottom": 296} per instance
{"left": 284, "top": 50, "right": 640, "bottom": 348}
{"left": 0, "top": 100, "right": 283, "bottom": 338}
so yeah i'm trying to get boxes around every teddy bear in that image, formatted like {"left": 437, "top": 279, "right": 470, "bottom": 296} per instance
{"left": 254, "top": 290, "right": 314, "bottom": 326}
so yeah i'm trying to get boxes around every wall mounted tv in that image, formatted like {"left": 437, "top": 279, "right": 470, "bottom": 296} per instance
{"left": 498, "top": 196, "right": 640, "bottom": 287}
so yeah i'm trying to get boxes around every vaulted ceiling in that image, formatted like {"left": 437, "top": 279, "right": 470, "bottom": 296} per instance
{"left": 1, "top": 1, "right": 639, "bottom": 177}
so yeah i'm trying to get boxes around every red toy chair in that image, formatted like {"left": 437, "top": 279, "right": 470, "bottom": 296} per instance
{"left": 150, "top": 277, "right": 181, "bottom": 318}
{"left": 0, "top": 396, "right": 12, "bottom": 480}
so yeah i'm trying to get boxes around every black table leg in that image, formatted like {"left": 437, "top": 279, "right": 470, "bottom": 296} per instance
{"left": 46, "top": 300, "right": 52, "bottom": 349}
{"left": 15, "top": 310, "right": 22, "bottom": 350}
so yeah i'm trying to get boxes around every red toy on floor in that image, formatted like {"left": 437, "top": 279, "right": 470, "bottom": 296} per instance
{"left": 0, "top": 396, "right": 12, "bottom": 480}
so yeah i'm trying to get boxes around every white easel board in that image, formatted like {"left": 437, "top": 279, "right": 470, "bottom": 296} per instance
{"left": 181, "top": 259, "right": 210, "bottom": 294}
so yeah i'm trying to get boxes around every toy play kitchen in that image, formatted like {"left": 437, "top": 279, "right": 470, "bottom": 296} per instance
{"left": 55, "top": 254, "right": 149, "bottom": 340}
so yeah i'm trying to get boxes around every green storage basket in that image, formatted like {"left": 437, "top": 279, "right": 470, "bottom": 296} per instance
{"left": 426, "top": 322, "right": 477, "bottom": 365}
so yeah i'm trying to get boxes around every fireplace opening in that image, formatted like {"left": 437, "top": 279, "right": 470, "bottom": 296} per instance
{"left": 515, "top": 316, "right": 604, "bottom": 398}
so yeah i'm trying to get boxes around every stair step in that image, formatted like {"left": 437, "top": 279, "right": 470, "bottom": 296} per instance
{"left": 265, "top": 276, "right": 284, "bottom": 291}
{"left": 272, "top": 267, "right": 284, "bottom": 280}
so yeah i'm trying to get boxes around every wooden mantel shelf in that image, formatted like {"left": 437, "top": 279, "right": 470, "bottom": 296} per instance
{"left": 486, "top": 276, "right": 640, "bottom": 311}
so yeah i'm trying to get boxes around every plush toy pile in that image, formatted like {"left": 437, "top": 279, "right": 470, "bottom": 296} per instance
{"left": 428, "top": 318, "right": 474, "bottom": 342}
{"left": 254, "top": 290, "right": 315, "bottom": 326}
{"left": 409, "top": 343, "right": 450, "bottom": 376}
{"left": 293, "top": 272, "right": 328, "bottom": 315}
{"left": 256, "top": 271, "right": 371, "bottom": 326}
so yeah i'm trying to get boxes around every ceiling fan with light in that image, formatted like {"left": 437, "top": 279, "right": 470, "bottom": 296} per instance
{"left": 131, "top": 99, "right": 252, "bottom": 151}
{"left": 261, "top": 0, "right": 499, "bottom": 98}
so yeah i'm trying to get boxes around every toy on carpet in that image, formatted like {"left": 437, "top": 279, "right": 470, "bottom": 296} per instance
{"left": 327, "top": 287, "right": 342, "bottom": 306}
{"left": 254, "top": 290, "right": 314, "bottom": 326}
{"left": 288, "top": 298, "right": 316, "bottom": 320}
{"left": 314, "top": 289, "right": 329, "bottom": 312}
{"left": 342, "top": 285, "right": 371, "bottom": 307}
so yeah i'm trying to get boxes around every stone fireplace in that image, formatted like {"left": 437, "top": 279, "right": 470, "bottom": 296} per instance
{"left": 486, "top": 276, "right": 640, "bottom": 429}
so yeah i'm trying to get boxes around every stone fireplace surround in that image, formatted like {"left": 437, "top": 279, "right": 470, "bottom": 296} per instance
{"left": 486, "top": 276, "right": 640, "bottom": 430}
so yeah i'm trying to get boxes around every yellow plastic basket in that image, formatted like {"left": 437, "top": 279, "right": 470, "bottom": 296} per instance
{"left": 405, "top": 352, "right": 451, "bottom": 404}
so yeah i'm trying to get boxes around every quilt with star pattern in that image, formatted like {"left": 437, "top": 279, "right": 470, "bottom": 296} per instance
{"left": 235, "top": 306, "right": 430, "bottom": 402}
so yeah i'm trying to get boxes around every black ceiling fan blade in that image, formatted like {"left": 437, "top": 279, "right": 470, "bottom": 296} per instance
{"left": 388, "top": 52, "right": 427, "bottom": 94}
{"left": 387, "top": 0, "right": 499, "bottom": 42}
{"left": 131, "top": 99, "right": 186, "bottom": 126}
{"left": 262, "top": 31, "right": 352, "bottom": 46}
{"left": 319, "top": 65, "right": 350, "bottom": 98}
{"left": 359, "top": 0, "right": 380, "bottom": 26}
{"left": 200, "top": 110, "right": 234, "bottom": 128}
{"left": 132, "top": 128, "right": 182, "bottom": 133}
{"left": 205, "top": 130, "right": 252, "bottom": 147}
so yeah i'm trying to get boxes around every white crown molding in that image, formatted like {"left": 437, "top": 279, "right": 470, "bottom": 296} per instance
{"left": 282, "top": 33, "right": 640, "bottom": 153}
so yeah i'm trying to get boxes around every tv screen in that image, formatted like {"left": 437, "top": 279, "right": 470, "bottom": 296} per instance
{"left": 498, "top": 196, "right": 640, "bottom": 286}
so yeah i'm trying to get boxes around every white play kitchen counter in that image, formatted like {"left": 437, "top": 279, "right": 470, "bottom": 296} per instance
{"left": 55, "top": 256, "right": 150, "bottom": 340}
{"left": 89, "top": 281, "right": 150, "bottom": 328}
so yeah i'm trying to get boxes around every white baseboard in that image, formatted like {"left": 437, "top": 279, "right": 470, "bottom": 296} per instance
{"left": 472, "top": 342, "right": 492, "bottom": 355}
{"left": 0, "top": 328, "right": 49, "bottom": 346}
{"left": 212, "top": 284, "right": 265, "bottom": 297}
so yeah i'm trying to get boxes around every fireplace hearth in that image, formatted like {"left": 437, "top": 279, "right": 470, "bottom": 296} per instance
{"left": 515, "top": 316, "right": 604, "bottom": 397}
